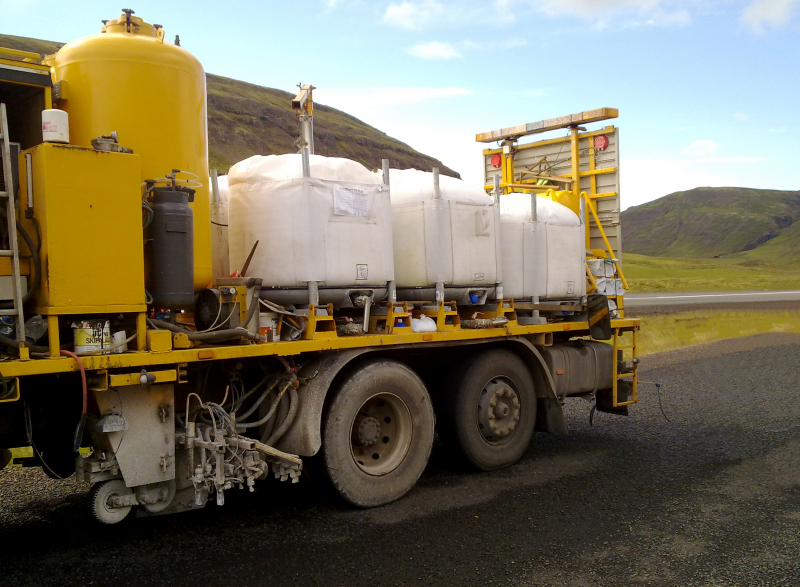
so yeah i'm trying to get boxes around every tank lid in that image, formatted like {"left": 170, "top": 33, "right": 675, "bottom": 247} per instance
{"left": 102, "top": 9, "right": 159, "bottom": 37}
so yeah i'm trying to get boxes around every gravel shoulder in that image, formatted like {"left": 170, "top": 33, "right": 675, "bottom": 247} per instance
{"left": 1, "top": 334, "right": 799, "bottom": 587}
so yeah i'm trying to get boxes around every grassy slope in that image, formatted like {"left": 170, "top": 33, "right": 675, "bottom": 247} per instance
{"left": 0, "top": 34, "right": 459, "bottom": 177}
{"left": 636, "top": 309, "right": 800, "bottom": 355}
{"left": 622, "top": 187, "right": 800, "bottom": 258}
{"left": 623, "top": 253, "right": 800, "bottom": 292}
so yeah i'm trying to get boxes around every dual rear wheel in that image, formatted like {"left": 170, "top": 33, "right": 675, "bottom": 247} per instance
{"left": 319, "top": 349, "right": 537, "bottom": 507}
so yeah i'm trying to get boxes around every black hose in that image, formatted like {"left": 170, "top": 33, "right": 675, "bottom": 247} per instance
{"left": 267, "top": 386, "right": 298, "bottom": 446}
{"left": 0, "top": 210, "right": 41, "bottom": 309}
{"left": 0, "top": 333, "right": 72, "bottom": 354}
{"left": 148, "top": 284, "right": 264, "bottom": 343}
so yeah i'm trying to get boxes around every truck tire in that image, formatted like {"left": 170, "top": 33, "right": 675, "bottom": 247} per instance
{"left": 319, "top": 359, "right": 435, "bottom": 507}
{"left": 443, "top": 349, "right": 536, "bottom": 471}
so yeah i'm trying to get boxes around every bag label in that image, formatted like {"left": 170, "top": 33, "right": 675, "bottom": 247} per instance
{"left": 333, "top": 185, "right": 370, "bottom": 218}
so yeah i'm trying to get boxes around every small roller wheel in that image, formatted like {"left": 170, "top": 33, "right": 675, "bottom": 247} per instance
{"left": 90, "top": 479, "right": 135, "bottom": 524}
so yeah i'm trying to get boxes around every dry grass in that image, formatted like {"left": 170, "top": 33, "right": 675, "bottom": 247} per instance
{"left": 636, "top": 310, "right": 800, "bottom": 356}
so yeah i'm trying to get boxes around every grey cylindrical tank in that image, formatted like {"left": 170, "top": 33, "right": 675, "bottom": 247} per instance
{"left": 147, "top": 186, "right": 195, "bottom": 308}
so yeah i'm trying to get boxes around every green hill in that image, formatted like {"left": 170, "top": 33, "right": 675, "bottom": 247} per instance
{"left": 0, "top": 34, "right": 459, "bottom": 177}
{"left": 621, "top": 187, "right": 800, "bottom": 258}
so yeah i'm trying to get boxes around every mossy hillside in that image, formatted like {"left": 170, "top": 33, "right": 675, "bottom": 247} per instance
{"left": 621, "top": 187, "right": 800, "bottom": 258}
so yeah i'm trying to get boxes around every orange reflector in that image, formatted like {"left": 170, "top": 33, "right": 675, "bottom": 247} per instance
{"left": 423, "top": 334, "right": 433, "bottom": 341}
{"left": 563, "top": 324, "right": 571, "bottom": 330}
{"left": 198, "top": 350, "right": 214, "bottom": 360}
{"left": 556, "top": 369, "right": 565, "bottom": 375}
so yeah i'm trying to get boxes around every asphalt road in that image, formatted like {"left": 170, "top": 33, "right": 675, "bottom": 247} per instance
{"left": 2, "top": 335, "right": 800, "bottom": 586}
{"left": 624, "top": 289, "right": 800, "bottom": 308}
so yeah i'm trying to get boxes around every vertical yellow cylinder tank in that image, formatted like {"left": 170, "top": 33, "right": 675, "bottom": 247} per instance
{"left": 45, "top": 11, "right": 212, "bottom": 291}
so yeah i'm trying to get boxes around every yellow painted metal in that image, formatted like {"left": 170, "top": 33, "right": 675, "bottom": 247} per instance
{"left": 612, "top": 326, "right": 638, "bottom": 407}
{"left": 0, "top": 47, "right": 45, "bottom": 62}
{"left": 108, "top": 369, "right": 177, "bottom": 387}
{"left": 47, "top": 316, "right": 59, "bottom": 358}
{"left": 0, "top": 317, "right": 640, "bottom": 378}
{"left": 482, "top": 126, "right": 617, "bottom": 156}
{"left": 136, "top": 313, "right": 147, "bottom": 351}
{"left": 44, "top": 11, "right": 212, "bottom": 291}
{"left": 18, "top": 143, "right": 146, "bottom": 314}
{"left": 543, "top": 189, "right": 580, "bottom": 217}
{"left": 476, "top": 108, "right": 618, "bottom": 143}
{"left": 585, "top": 194, "right": 630, "bottom": 291}
{"left": 146, "top": 329, "right": 173, "bottom": 353}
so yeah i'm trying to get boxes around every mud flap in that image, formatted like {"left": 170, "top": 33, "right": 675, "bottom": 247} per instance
{"left": 595, "top": 380, "right": 631, "bottom": 416}
{"left": 587, "top": 294, "right": 612, "bottom": 341}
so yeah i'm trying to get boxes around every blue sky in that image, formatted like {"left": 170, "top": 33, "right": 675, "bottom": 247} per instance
{"left": 2, "top": 0, "right": 798, "bottom": 209}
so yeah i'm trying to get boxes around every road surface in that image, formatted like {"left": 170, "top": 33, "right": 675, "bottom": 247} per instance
{"left": 624, "top": 289, "right": 800, "bottom": 308}
{"left": 2, "top": 334, "right": 800, "bottom": 586}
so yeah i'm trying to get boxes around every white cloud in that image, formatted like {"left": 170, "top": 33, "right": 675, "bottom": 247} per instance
{"left": 683, "top": 140, "right": 718, "bottom": 157}
{"left": 408, "top": 41, "right": 463, "bottom": 59}
{"left": 383, "top": 0, "right": 445, "bottom": 30}
{"left": 495, "top": 0, "right": 692, "bottom": 28}
{"left": 741, "top": 0, "right": 799, "bottom": 32}
{"left": 733, "top": 111, "right": 749, "bottom": 122}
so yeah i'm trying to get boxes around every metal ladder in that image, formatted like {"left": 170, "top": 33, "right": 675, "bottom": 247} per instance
{"left": 0, "top": 103, "right": 27, "bottom": 345}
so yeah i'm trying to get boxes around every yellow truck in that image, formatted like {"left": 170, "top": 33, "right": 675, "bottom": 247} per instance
{"left": 0, "top": 10, "right": 639, "bottom": 523}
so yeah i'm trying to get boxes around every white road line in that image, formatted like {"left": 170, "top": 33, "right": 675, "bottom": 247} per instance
{"left": 627, "top": 291, "right": 800, "bottom": 300}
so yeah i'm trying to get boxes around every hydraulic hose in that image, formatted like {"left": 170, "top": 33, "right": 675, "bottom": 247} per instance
{"left": 148, "top": 284, "right": 264, "bottom": 343}
{"left": 266, "top": 386, "right": 298, "bottom": 446}
{"left": 0, "top": 333, "right": 72, "bottom": 354}
{"left": 237, "top": 380, "right": 292, "bottom": 430}
{"left": 59, "top": 350, "right": 87, "bottom": 453}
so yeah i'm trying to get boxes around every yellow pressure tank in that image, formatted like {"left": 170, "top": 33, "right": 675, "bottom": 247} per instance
{"left": 45, "top": 11, "right": 212, "bottom": 291}
{"left": 544, "top": 189, "right": 580, "bottom": 218}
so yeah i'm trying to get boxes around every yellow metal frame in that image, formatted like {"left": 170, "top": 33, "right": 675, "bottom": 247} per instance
{"left": 483, "top": 122, "right": 629, "bottom": 316}
{"left": 611, "top": 327, "right": 638, "bottom": 407}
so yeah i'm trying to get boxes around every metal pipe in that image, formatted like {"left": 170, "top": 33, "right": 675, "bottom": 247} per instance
{"left": 531, "top": 192, "right": 538, "bottom": 223}
{"left": 301, "top": 146, "right": 311, "bottom": 178}
{"left": 210, "top": 168, "right": 219, "bottom": 204}
{"left": 432, "top": 167, "right": 441, "bottom": 200}
{"left": 308, "top": 280, "right": 319, "bottom": 306}
{"left": 25, "top": 153, "right": 33, "bottom": 211}
{"left": 382, "top": 159, "right": 390, "bottom": 186}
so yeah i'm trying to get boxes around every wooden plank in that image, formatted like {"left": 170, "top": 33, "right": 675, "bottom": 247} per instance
{"left": 476, "top": 108, "right": 619, "bottom": 143}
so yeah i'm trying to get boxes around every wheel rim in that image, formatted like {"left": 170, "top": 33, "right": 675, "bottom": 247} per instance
{"left": 476, "top": 377, "right": 521, "bottom": 444}
{"left": 349, "top": 392, "right": 413, "bottom": 476}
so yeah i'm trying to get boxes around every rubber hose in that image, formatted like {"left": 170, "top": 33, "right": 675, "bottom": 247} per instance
{"left": 267, "top": 386, "right": 298, "bottom": 446}
{"left": 0, "top": 333, "right": 71, "bottom": 354}
{"left": 149, "top": 285, "right": 263, "bottom": 343}
{"left": 237, "top": 384, "right": 288, "bottom": 430}
{"left": 235, "top": 377, "right": 275, "bottom": 421}
{"left": 0, "top": 211, "right": 41, "bottom": 308}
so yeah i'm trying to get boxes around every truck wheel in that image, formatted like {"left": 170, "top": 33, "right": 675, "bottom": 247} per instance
{"left": 90, "top": 479, "right": 134, "bottom": 524}
{"left": 320, "top": 359, "right": 434, "bottom": 507}
{"left": 444, "top": 349, "right": 536, "bottom": 471}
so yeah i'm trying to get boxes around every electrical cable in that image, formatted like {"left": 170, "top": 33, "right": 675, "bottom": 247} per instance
{"left": 59, "top": 350, "right": 87, "bottom": 452}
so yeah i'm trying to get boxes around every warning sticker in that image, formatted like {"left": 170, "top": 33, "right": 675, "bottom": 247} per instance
{"left": 333, "top": 185, "right": 370, "bottom": 218}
